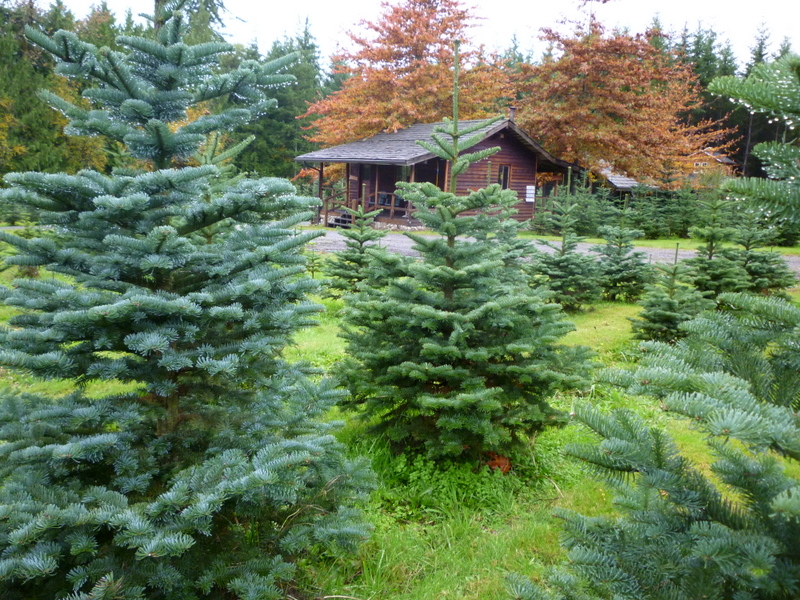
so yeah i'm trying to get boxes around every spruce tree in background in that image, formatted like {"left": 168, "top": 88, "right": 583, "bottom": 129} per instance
{"left": 322, "top": 205, "right": 387, "bottom": 296}
{"left": 232, "top": 22, "right": 324, "bottom": 178}
{"left": 0, "top": 1, "right": 107, "bottom": 181}
{"left": 628, "top": 246, "right": 714, "bottom": 343}
{"left": 0, "top": 16, "right": 370, "bottom": 600}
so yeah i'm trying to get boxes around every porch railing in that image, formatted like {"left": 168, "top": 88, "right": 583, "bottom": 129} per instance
{"left": 317, "top": 188, "right": 415, "bottom": 226}
{"left": 365, "top": 191, "right": 412, "bottom": 220}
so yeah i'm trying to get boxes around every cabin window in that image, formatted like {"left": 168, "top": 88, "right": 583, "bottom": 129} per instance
{"left": 497, "top": 164, "right": 511, "bottom": 189}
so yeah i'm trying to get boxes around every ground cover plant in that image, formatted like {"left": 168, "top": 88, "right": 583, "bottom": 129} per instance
{"left": 0, "top": 17, "right": 371, "bottom": 599}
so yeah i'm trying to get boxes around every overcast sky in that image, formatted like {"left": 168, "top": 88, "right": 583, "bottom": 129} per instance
{"left": 58, "top": 0, "right": 800, "bottom": 70}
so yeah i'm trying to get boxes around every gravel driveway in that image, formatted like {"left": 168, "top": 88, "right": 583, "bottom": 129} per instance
{"left": 309, "top": 229, "right": 800, "bottom": 276}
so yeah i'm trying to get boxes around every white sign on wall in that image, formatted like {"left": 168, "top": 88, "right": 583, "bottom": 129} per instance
{"left": 525, "top": 185, "right": 536, "bottom": 203}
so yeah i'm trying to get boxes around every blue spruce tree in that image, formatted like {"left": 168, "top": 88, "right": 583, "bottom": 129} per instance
{"left": 0, "top": 16, "right": 371, "bottom": 600}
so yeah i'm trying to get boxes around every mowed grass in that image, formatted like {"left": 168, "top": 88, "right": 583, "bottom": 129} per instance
{"left": 516, "top": 231, "right": 800, "bottom": 255}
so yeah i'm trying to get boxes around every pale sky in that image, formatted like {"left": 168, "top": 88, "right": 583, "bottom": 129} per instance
{"left": 56, "top": 0, "right": 800, "bottom": 71}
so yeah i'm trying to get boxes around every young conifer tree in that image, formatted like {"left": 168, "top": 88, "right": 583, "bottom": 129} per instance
{"left": 321, "top": 205, "right": 388, "bottom": 296}
{"left": 724, "top": 209, "right": 797, "bottom": 296}
{"left": 0, "top": 17, "right": 371, "bottom": 600}
{"left": 338, "top": 43, "right": 593, "bottom": 460}
{"left": 683, "top": 195, "right": 751, "bottom": 297}
{"left": 628, "top": 245, "right": 715, "bottom": 343}
{"left": 590, "top": 225, "right": 654, "bottom": 302}
{"left": 510, "top": 292, "right": 800, "bottom": 600}
{"left": 510, "top": 54, "right": 800, "bottom": 600}
{"left": 528, "top": 195, "right": 601, "bottom": 312}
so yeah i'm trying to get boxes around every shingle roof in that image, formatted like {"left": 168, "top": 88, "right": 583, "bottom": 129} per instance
{"left": 295, "top": 119, "right": 572, "bottom": 170}
{"left": 598, "top": 167, "right": 642, "bottom": 192}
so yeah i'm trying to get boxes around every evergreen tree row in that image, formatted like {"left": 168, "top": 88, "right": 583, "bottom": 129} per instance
{"left": 0, "top": 0, "right": 332, "bottom": 185}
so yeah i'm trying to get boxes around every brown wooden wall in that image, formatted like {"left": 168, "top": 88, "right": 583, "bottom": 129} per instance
{"left": 455, "top": 133, "right": 539, "bottom": 220}
{"left": 342, "top": 132, "right": 555, "bottom": 221}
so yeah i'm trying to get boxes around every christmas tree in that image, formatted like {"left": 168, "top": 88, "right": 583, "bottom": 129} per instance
{"left": 511, "top": 292, "right": 800, "bottom": 600}
{"left": 339, "top": 47, "right": 593, "bottom": 460}
{"left": 683, "top": 195, "right": 751, "bottom": 297}
{"left": 590, "top": 225, "right": 654, "bottom": 302}
{"left": 321, "top": 204, "right": 388, "bottom": 296}
{"left": 629, "top": 245, "right": 714, "bottom": 343}
{"left": 0, "top": 17, "right": 371, "bottom": 599}
{"left": 528, "top": 196, "right": 601, "bottom": 312}
{"left": 725, "top": 209, "right": 797, "bottom": 296}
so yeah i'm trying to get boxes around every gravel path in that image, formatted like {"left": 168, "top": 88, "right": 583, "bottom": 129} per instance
{"left": 309, "top": 229, "right": 800, "bottom": 276}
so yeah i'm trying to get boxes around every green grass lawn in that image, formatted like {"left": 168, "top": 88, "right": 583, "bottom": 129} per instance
{"left": 516, "top": 231, "right": 800, "bottom": 255}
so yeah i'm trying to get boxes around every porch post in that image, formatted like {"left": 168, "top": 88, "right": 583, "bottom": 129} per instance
{"left": 318, "top": 163, "right": 324, "bottom": 224}
{"left": 374, "top": 168, "right": 380, "bottom": 212}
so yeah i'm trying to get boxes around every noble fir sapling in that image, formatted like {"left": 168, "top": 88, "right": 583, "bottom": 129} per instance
{"left": 629, "top": 244, "right": 714, "bottom": 343}
{"left": 683, "top": 195, "right": 751, "bottom": 297}
{"left": 590, "top": 225, "right": 654, "bottom": 302}
{"left": 339, "top": 43, "right": 593, "bottom": 461}
{"left": 321, "top": 204, "right": 388, "bottom": 296}
{"left": 511, "top": 292, "right": 800, "bottom": 600}
{"left": 724, "top": 208, "right": 797, "bottom": 296}
{"left": 528, "top": 193, "right": 601, "bottom": 312}
{"left": 0, "top": 17, "right": 371, "bottom": 600}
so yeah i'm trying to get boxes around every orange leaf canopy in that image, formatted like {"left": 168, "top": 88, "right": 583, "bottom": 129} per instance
{"left": 303, "top": 0, "right": 510, "bottom": 148}
{"left": 514, "top": 20, "right": 733, "bottom": 188}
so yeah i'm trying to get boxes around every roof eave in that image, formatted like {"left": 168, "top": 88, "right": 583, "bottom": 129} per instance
{"left": 294, "top": 151, "right": 438, "bottom": 166}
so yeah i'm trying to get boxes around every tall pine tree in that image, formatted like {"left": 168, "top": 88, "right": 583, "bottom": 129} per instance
{"left": 0, "top": 15, "right": 370, "bottom": 599}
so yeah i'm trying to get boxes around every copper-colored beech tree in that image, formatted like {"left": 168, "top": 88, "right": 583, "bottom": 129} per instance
{"left": 303, "top": 0, "right": 511, "bottom": 148}
{"left": 515, "top": 21, "right": 731, "bottom": 186}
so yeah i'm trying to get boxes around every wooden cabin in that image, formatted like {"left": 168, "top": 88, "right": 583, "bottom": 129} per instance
{"left": 690, "top": 150, "right": 741, "bottom": 181}
{"left": 295, "top": 119, "right": 576, "bottom": 226}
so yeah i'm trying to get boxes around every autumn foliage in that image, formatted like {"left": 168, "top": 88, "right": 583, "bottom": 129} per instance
{"left": 303, "top": 0, "right": 511, "bottom": 147}
{"left": 514, "top": 20, "right": 732, "bottom": 187}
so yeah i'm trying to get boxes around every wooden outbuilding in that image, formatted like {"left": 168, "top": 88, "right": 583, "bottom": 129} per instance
{"left": 295, "top": 118, "right": 576, "bottom": 226}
